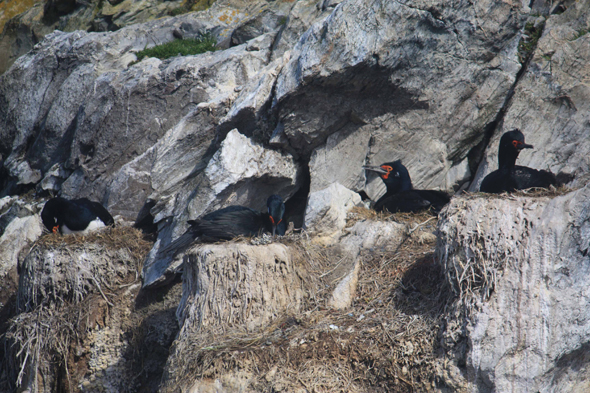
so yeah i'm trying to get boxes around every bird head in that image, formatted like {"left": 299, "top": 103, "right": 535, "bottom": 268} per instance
{"left": 363, "top": 159, "right": 412, "bottom": 193}
{"left": 267, "top": 195, "right": 286, "bottom": 236}
{"left": 41, "top": 198, "right": 64, "bottom": 234}
{"left": 499, "top": 129, "right": 533, "bottom": 168}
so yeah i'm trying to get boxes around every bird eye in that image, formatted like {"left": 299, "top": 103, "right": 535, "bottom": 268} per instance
{"left": 512, "top": 140, "right": 522, "bottom": 148}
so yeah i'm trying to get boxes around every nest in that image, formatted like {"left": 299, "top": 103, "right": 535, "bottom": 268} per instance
{"left": 3, "top": 226, "right": 152, "bottom": 392}
{"left": 162, "top": 212, "right": 449, "bottom": 392}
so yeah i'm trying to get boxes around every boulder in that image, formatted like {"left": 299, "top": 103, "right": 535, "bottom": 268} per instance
{"left": 304, "top": 182, "right": 362, "bottom": 239}
{"left": 437, "top": 186, "right": 590, "bottom": 392}
{"left": 0, "top": 196, "right": 43, "bottom": 282}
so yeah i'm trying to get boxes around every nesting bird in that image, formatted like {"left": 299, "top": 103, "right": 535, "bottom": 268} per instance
{"left": 479, "top": 129, "right": 556, "bottom": 193}
{"left": 41, "top": 197, "right": 114, "bottom": 235}
{"left": 363, "top": 160, "right": 450, "bottom": 213}
{"left": 186, "top": 194, "right": 286, "bottom": 240}
{"left": 157, "top": 194, "right": 286, "bottom": 258}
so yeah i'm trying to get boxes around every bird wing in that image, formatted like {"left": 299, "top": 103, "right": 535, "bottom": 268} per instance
{"left": 513, "top": 166, "right": 556, "bottom": 190}
{"left": 197, "top": 206, "right": 266, "bottom": 240}
{"left": 58, "top": 200, "right": 99, "bottom": 231}
{"left": 480, "top": 169, "right": 514, "bottom": 193}
{"left": 71, "top": 198, "right": 115, "bottom": 226}
{"left": 375, "top": 190, "right": 450, "bottom": 213}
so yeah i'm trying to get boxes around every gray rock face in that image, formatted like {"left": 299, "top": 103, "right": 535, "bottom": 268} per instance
{"left": 0, "top": 0, "right": 189, "bottom": 75}
{"left": 304, "top": 182, "right": 362, "bottom": 238}
{"left": 437, "top": 187, "right": 590, "bottom": 392}
{"left": 274, "top": 0, "right": 526, "bottom": 201}
{"left": 0, "top": 1, "right": 313, "bottom": 287}
{"left": 0, "top": 197, "right": 43, "bottom": 281}
{"left": 470, "top": 1, "right": 590, "bottom": 191}
{"left": 141, "top": 128, "right": 300, "bottom": 288}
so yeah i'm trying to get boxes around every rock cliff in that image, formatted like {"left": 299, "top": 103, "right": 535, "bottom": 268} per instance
{"left": 0, "top": 0, "right": 589, "bottom": 391}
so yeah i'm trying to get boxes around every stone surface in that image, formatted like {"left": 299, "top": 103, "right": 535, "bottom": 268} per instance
{"left": 274, "top": 0, "right": 527, "bottom": 202}
{"left": 0, "top": 196, "right": 43, "bottom": 282}
{"left": 437, "top": 186, "right": 590, "bottom": 392}
{"left": 304, "top": 182, "right": 362, "bottom": 238}
{"left": 328, "top": 259, "right": 360, "bottom": 310}
{"left": 176, "top": 242, "right": 304, "bottom": 330}
{"left": 142, "top": 128, "right": 300, "bottom": 288}
{"left": 470, "top": 1, "right": 590, "bottom": 191}
{"left": 341, "top": 219, "right": 407, "bottom": 252}
{"left": 0, "top": 0, "right": 186, "bottom": 75}
{"left": 329, "top": 218, "right": 407, "bottom": 310}
{"left": 0, "top": 215, "right": 43, "bottom": 278}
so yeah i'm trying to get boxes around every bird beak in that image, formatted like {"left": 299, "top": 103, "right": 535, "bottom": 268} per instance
{"left": 363, "top": 165, "right": 389, "bottom": 175}
{"left": 521, "top": 143, "right": 533, "bottom": 150}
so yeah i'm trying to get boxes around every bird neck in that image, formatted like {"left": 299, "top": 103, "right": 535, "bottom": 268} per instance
{"left": 498, "top": 147, "right": 519, "bottom": 170}
{"left": 384, "top": 177, "right": 412, "bottom": 194}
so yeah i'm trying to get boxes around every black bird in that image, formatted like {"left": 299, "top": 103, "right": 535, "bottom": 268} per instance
{"left": 158, "top": 195, "right": 286, "bottom": 257}
{"left": 41, "top": 197, "right": 115, "bottom": 234}
{"left": 480, "top": 129, "right": 556, "bottom": 193}
{"left": 363, "top": 160, "right": 450, "bottom": 213}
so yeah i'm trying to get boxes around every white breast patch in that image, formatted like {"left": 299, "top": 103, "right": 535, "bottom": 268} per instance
{"left": 61, "top": 218, "right": 106, "bottom": 235}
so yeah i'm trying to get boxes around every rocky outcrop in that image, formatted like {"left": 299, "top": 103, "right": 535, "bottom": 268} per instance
{"left": 0, "top": 0, "right": 190, "bottom": 75}
{"left": 0, "top": 196, "right": 43, "bottom": 284}
{"left": 274, "top": 0, "right": 527, "bottom": 201}
{"left": 2, "top": 0, "right": 590, "bottom": 392}
{"left": 470, "top": 0, "right": 590, "bottom": 191}
{"left": 437, "top": 186, "right": 590, "bottom": 392}
{"left": 5, "top": 227, "right": 158, "bottom": 393}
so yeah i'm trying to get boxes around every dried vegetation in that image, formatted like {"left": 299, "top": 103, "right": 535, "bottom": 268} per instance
{"left": 162, "top": 210, "right": 449, "bottom": 392}
{"left": 1, "top": 226, "right": 153, "bottom": 392}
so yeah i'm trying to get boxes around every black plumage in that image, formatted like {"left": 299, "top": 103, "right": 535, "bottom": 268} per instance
{"left": 363, "top": 160, "right": 450, "bottom": 213}
{"left": 41, "top": 197, "right": 114, "bottom": 234}
{"left": 158, "top": 195, "right": 286, "bottom": 257}
{"left": 480, "top": 129, "right": 556, "bottom": 193}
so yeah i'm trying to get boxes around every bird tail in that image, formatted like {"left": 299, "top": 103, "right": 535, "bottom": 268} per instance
{"left": 156, "top": 223, "right": 202, "bottom": 259}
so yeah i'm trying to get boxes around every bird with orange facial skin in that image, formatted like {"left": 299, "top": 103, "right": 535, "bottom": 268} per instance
{"left": 363, "top": 160, "right": 450, "bottom": 214}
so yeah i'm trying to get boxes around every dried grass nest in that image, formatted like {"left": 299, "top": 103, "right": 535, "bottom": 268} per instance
{"left": 3, "top": 226, "right": 152, "bottom": 392}
{"left": 164, "top": 210, "right": 449, "bottom": 393}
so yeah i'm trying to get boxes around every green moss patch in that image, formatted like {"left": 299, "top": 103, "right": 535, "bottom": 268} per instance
{"left": 518, "top": 21, "right": 544, "bottom": 64}
{"left": 133, "top": 35, "right": 216, "bottom": 63}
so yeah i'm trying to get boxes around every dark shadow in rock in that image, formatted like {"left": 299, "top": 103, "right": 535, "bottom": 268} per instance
{"left": 123, "top": 280, "right": 183, "bottom": 392}
{"left": 395, "top": 253, "right": 449, "bottom": 317}
{"left": 135, "top": 275, "right": 182, "bottom": 309}
{"left": 277, "top": 65, "right": 429, "bottom": 158}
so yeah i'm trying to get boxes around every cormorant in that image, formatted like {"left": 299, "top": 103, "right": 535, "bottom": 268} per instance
{"left": 41, "top": 197, "right": 115, "bottom": 234}
{"left": 363, "top": 160, "right": 450, "bottom": 213}
{"left": 480, "top": 129, "right": 556, "bottom": 193}
{"left": 158, "top": 194, "right": 286, "bottom": 257}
